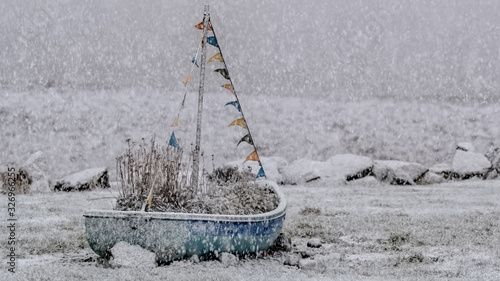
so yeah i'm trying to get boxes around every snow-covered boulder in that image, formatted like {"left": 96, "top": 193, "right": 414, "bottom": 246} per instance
{"left": 54, "top": 167, "right": 110, "bottom": 191}
{"left": 372, "top": 160, "right": 428, "bottom": 185}
{"left": 279, "top": 159, "right": 325, "bottom": 185}
{"left": 280, "top": 154, "right": 373, "bottom": 185}
{"left": 429, "top": 163, "right": 453, "bottom": 179}
{"left": 218, "top": 252, "right": 239, "bottom": 267}
{"left": 225, "top": 156, "right": 287, "bottom": 184}
{"left": 485, "top": 147, "right": 500, "bottom": 172}
{"left": 18, "top": 151, "right": 51, "bottom": 193}
{"left": 110, "top": 241, "right": 157, "bottom": 268}
{"left": 324, "top": 154, "right": 373, "bottom": 181}
{"left": 456, "top": 142, "right": 475, "bottom": 152}
{"left": 451, "top": 150, "right": 491, "bottom": 179}
{"left": 415, "top": 171, "right": 445, "bottom": 185}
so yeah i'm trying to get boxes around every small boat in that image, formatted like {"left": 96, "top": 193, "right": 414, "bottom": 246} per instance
{"left": 84, "top": 5, "right": 286, "bottom": 263}
{"left": 84, "top": 180, "right": 286, "bottom": 263}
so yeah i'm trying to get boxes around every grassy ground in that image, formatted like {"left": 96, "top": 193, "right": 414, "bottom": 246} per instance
{"left": 2, "top": 179, "right": 499, "bottom": 280}
{"left": 1, "top": 89, "right": 499, "bottom": 180}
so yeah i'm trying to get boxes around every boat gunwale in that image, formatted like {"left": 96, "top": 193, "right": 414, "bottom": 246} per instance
{"left": 84, "top": 180, "right": 286, "bottom": 223}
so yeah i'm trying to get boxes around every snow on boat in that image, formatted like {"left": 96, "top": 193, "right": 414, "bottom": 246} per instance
{"left": 84, "top": 180, "right": 286, "bottom": 263}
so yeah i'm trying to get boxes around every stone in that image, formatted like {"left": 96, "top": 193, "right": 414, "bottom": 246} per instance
{"left": 429, "top": 163, "right": 453, "bottom": 179}
{"left": 189, "top": 254, "right": 200, "bottom": 264}
{"left": 110, "top": 241, "right": 157, "bottom": 268}
{"left": 372, "top": 160, "right": 428, "bottom": 185}
{"left": 269, "top": 233, "right": 292, "bottom": 252}
{"left": 54, "top": 167, "right": 110, "bottom": 191}
{"left": 416, "top": 171, "right": 446, "bottom": 185}
{"left": 225, "top": 156, "right": 288, "bottom": 184}
{"left": 2, "top": 151, "right": 52, "bottom": 194}
{"left": 283, "top": 253, "right": 300, "bottom": 267}
{"left": 298, "top": 259, "right": 318, "bottom": 270}
{"left": 307, "top": 238, "right": 322, "bottom": 248}
{"left": 452, "top": 150, "right": 491, "bottom": 179}
{"left": 456, "top": 142, "right": 475, "bottom": 152}
{"left": 218, "top": 252, "right": 238, "bottom": 267}
{"left": 279, "top": 159, "right": 325, "bottom": 185}
{"left": 485, "top": 147, "right": 500, "bottom": 172}
{"left": 280, "top": 154, "right": 373, "bottom": 185}
{"left": 324, "top": 154, "right": 374, "bottom": 181}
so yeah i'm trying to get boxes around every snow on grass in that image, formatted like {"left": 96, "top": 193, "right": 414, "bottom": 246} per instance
{"left": 3, "top": 180, "right": 499, "bottom": 280}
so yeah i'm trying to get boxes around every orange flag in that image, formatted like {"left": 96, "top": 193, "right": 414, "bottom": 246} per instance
{"left": 208, "top": 53, "right": 223, "bottom": 63}
{"left": 243, "top": 150, "right": 259, "bottom": 164}
{"left": 229, "top": 118, "right": 246, "bottom": 129}
{"left": 171, "top": 114, "right": 179, "bottom": 127}
{"left": 221, "top": 84, "right": 234, "bottom": 95}
{"left": 183, "top": 73, "right": 191, "bottom": 87}
{"left": 195, "top": 21, "right": 212, "bottom": 30}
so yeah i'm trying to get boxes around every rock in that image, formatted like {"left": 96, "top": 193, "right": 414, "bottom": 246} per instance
{"left": 283, "top": 253, "right": 300, "bottom": 267}
{"left": 372, "top": 160, "right": 428, "bottom": 185}
{"left": 54, "top": 167, "right": 110, "bottom": 191}
{"left": 218, "top": 252, "right": 238, "bottom": 267}
{"left": 225, "top": 156, "right": 287, "bottom": 184}
{"left": 280, "top": 154, "right": 373, "bottom": 185}
{"left": 15, "top": 151, "right": 51, "bottom": 193}
{"left": 324, "top": 154, "right": 374, "bottom": 181}
{"left": 280, "top": 159, "right": 325, "bottom": 185}
{"left": 299, "top": 250, "right": 314, "bottom": 258}
{"left": 189, "top": 254, "right": 200, "bottom": 264}
{"left": 485, "top": 169, "right": 498, "bottom": 180}
{"left": 110, "top": 241, "right": 157, "bottom": 268}
{"left": 457, "top": 142, "right": 475, "bottom": 152}
{"left": 416, "top": 171, "right": 445, "bottom": 185}
{"left": 485, "top": 147, "right": 500, "bottom": 172}
{"left": 269, "top": 233, "right": 292, "bottom": 252}
{"left": 307, "top": 238, "right": 322, "bottom": 248}
{"left": 429, "top": 163, "right": 453, "bottom": 179}
{"left": 298, "top": 259, "right": 318, "bottom": 270}
{"left": 452, "top": 150, "right": 491, "bottom": 179}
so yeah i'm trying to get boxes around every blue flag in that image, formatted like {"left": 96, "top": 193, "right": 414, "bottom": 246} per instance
{"left": 207, "top": 36, "right": 218, "bottom": 48}
{"left": 169, "top": 131, "right": 180, "bottom": 149}
{"left": 225, "top": 101, "right": 241, "bottom": 112}
{"left": 256, "top": 167, "right": 266, "bottom": 179}
{"left": 192, "top": 56, "right": 199, "bottom": 67}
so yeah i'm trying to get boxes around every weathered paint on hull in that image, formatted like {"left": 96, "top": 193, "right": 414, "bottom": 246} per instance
{"left": 84, "top": 180, "right": 286, "bottom": 263}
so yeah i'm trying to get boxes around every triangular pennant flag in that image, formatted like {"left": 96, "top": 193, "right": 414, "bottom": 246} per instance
{"left": 221, "top": 84, "right": 235, "bottom": 95}
{"left": 256, "top": 167, "right": 266, "bottom": 179}
{"left": 208, "top": 53, "right": 223, "bottom": 63}
{"left": 237, "top": 133, "right": 253, "bottom": 146}
{"left": 195, "top": 21, "right": 212, "bottom": 31}
{"left": 243, "top": 150, "right": 259, "bottom": 164}
{"left": 225, "top": 101, "right": 241, "bottom": 112}
{"left": 183, "top": 73, "right": 191, "bottom": 87}
{"left": 229, "top": 118, "right": 246, "bottom": 129}
{"left": 171, "top": 114, "right": 179, "bottom": 127}
{"left": 169, "top": 131, "right": 180, "bottom": 149}
{"left": 192, "top": 56, "right": 199, "bottom": 67}
{"left": 207, "top": 36, "right": 218, "bottom": 48}
{"left": 147, "top": 192, "right": 153, "bottom": 207}
{"left": 214, "top": 68, "right": 230, "bottom": 80}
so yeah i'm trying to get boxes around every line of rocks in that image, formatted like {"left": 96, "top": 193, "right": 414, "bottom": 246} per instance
{"left": 1, "top": 151, "right": 110, "bottom": 194}
{"left": 227, "top": 142, "right": 499, "bottom": 186}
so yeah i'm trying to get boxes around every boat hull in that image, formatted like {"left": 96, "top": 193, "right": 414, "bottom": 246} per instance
{"left": 84, "top": 180, "right": 286, "bottom": 263}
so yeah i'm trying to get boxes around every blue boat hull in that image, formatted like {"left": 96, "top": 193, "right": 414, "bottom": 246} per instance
{"left": 84, "top": 180, "right": 286, "bottom": 263}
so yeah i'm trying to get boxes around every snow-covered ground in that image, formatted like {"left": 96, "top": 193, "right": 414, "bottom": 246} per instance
{"left": 2, "top": 180, "right": 499, "bottom": 280}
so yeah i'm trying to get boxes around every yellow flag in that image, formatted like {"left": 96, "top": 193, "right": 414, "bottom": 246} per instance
{"left": 171, "top": 114, "right": 179, "bottom": 127}
{"left": 147, "top": 193, "right": 153, "bottom": 206}
{"left": 208, "top": 53, "right": 223, "bottom": 63}
{"left": 183, "top": 73, "right": 191, "bottom": 87}
{"left": 229, "top": 118, "right": 246, "bottom": 129}
{"left": 243, "top": 150, "right": 259, "bottom": 164}
{"left": 221, "top": 84, "right": 234, "bottom": 95}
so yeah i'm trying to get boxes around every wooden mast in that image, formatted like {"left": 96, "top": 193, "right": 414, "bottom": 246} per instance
{"left": 191, "top": 5, "right": 209, "bottom": 192}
